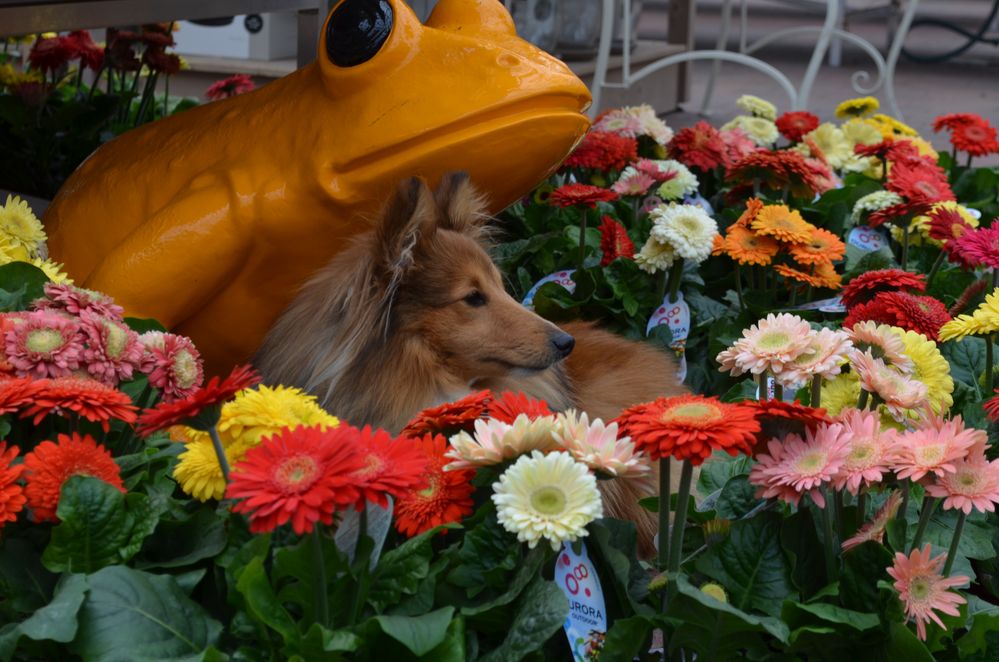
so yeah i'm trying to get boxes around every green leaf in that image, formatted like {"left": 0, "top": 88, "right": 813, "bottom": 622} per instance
{"left": 600, "top": 616, "right": 653, "bottom": 661}
{"left": 123, "top": 317, "right": 167, "bottom": 334}
{"left": 0, "top": 537, "right": 58, "bottom": 614}
{"left": 461, "top": 545, "right": 545, "bottom": 617}
{"left": 586, "top": 519, "right": 653, "bottom": 617}
{"left": 840, "top": 541, "right": 893, "bottom": 613}
{"left": 721, "top": 380, "right": 758, "bottom": 403}
{"left": 298, "top": 623, "right": 363, "bottom": 659}
{"left": 447, "top": 510, "right": 519, "bottom": 596}
{"left": 942, "top": 339, "right": 986, "bottom": 400}
{"left": 42, "top": 476, "right": 158, "bottom": 573}
{"left": 368, "top": 527, "right": 436, "bottom": 612}
{"left": 697, "top": 453, "right": 753, "bottom": 496}
{"left": 136, "top": 508, "right": 228, "bottom": 569}
{"left": 374, "top": 607, "right": 455, "bottom": 657}
{"left": 780, "top": 508, "right": 826, "bottom": 599}
{"left": 71, "top": 566, "right": 221, "bottom": 660}
{"left": 715, "top": 475, "right": 762, "bottom": 520}
{"left": 479, "top": 578, "right": 569, "bottom": 662}
{"left": 783, "top": 601, "right": 880, "bottom": 632}
{"left": 885, "top": 621, "right": 934, "bottom": 661}
{"left": 237, "top": 556, "right": 300, "bottom": 647}
{"left": 695, "top": 512, "right": 793, "bottom": 616}
{"left": 0, "top": 262, "right": 49, "bottom": 311}
{"left": 18, "top": 573, "right": 87, "bottom": 643}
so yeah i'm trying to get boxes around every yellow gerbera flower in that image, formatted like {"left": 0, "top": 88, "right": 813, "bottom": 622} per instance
{"left": 805, "top": 123, "right": 853, "bottom": 170}
{"left": 0, "top": 195, "right": 46, "bottom": 258}
{"left": 939, "top": 289, "right": 999, "bottom": 341}
{"left": 835, "top": 96, "right": 880, "bottom": 119}
{"left": 819, "top": 372, "right": 901, "bottom": 429}
{"left": 841, "top": 118, "right": 883, "bottom": 148}
{"left": 218, "top": 384, "right": 339, "bottom": 444}
{"left": 29, "top": 258, "right": 73, "bottom": 284}
{"left": 172, "top": 436, "right": 256, "bottom": 501}
{"left": 870, "top": 113, "right": 918, "bottom": 137}
{"left": 891, "top": 328, "right": 953, "bottom": 416}
{"left": 0, "top": 234, "right": 30, "bottom": 264}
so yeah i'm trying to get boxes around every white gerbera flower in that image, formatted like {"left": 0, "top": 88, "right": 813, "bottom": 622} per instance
{"left": 850, "top": 190, "right": 903, "bottom": 224}
{"left": 492, "top": 451, "right": 603, "bottom": 550}
{"left": 643, "top": 159, "right": 698, "bottom": 200}
{"left": 634, "top": 236, "right": 676, "bottom": 274}
{"left": 736, "top": 94, "right": 777, "bottom": 121}
{"left": 722, "top": 115, "right": 778, "bottom": 147}
{"left": 445, "top": 415, "right": 559, "bottom": 470}
{"left": 552, "top": 410, "right": 653, "bottom": 482}
{"left": 648, "top": 203, "right": 718, "bottom": 264}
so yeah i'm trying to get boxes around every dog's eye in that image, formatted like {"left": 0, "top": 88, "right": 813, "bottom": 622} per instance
{"left": 326, "top": 0, "right": 393, "bottom": 67}
{"left": 463, "top": 291, "right": 487, "bottom": 307}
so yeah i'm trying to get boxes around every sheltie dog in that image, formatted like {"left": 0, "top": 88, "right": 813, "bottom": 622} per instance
{"left": 255, "top": 173, "right": 688, "bottom": 555}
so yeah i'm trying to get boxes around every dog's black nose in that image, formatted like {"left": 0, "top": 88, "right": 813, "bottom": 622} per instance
{"left": 551, "top": 331, "right": 575, "bottom": 358}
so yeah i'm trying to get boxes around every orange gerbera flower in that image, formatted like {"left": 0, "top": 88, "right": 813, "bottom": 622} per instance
{"left": 487, "top": 391, "right": 552, "bottom": 424}
{"left": 0, "top": 442, "right": 25, "bottom": 532}
{"left": 22, "top": 433, "right": 124, "bottom": 522}
{"left": 401, "top": 390, "right": 491, "bottom": 438}
{"left": 813, "top": 261, "right": 843, "bottom": 290}
{"left": 615, "top": 395, "right": 760, "bottom": 465}
{"left": 790, "top": 227, "right": 846, "bottom": 265}
{"left": 722, "top": 226, "right": 780, "bottom": 265}
{"left": 349, "top": 425, "right": 428, "bottom": 509}
{"left": 24, "top": 377, "right": 138, "bottom": 431}
{"left": 394, "top": 434, "right": 475, "bottom": 538}
{"left": 0, "top": 377, "right": 40, "bottom": 416}
{"left": 751, "top": 205, "right": 813, "bottom": 243}
{"left": 774, "top": 263, "right": 824, "bottom": 288}
{"left": 731, "top": 197, "right": 765, "bottom": 230}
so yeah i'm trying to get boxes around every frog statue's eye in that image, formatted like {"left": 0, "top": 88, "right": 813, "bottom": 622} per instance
{"left": 326, "top": 0, "right": 394, "bottom": 67}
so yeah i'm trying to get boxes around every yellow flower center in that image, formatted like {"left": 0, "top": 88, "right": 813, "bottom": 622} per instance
{"left": 909, "top": 577, "right": 931, "bottom": 601}
{"left": 173, "top": 350, "right": 198, "bottom": 389}
{"left": 530, "top": 486, "right": 567, "bottom": 516}
{"left": 354, "top": 453, "right": 384, "bottom": 480}
{"left": 274, "top": 455, "right": 318, "bottom": 490}
{"left": 916, "top": 444, "right": 944, "bottom": 464}
{"left": 794, "top": 450, "right": 826, "bottom": 474}
{"left": 848, "top": 442, "right": 874, "bottom": 465}
{"left": 26, "top": 328, "right": 64, "bottom": 354}
{"left": 105, "top": 323, "right": 127, "bottom": 358}
{"left": 957, "top": 470, "right": 980, "bottom": 490}
{"left": 661, "top": 402, "right": 721, "bottom": 424}
{"left": 758, "top": 331, "right": 790, "bottom": 351}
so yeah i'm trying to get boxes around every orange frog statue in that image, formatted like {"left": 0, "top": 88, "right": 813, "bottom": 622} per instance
{"left": 45, "top": 0, "right": 591, "bottom": 374}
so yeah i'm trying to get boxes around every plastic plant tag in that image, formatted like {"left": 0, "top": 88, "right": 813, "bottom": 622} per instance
{"left": 646, "top": 292, "right": 690, "bottom": 382}
{"left": 847, "top": 226, "right": 888, "bottom": 252}
{"left": 555, "top": 541, "right": 607, "bottom": 661}
{"left": 795, "top": 296, "right": 846, "bottom": 314}
{"left": 522, "top": 269, "right": 576, "bottom": 308}
{"left": 754, "top": 375, "right": 798, "bottom": 402}
{"left": 334, "top": 497, "right": 393, "bottom": 570}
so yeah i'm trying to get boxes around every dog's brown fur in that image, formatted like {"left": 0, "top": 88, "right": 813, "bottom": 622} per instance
{"left": 255, "top": 173, "right": 688, "bottom": 555}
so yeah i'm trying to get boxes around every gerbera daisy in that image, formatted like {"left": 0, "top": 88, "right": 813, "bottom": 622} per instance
{"left": 24, "top": 377, "right": 138, "bottom": 431}
{"left": 22, "top": 433, "right": 125, "bottom": 522}
{"left": 852, "top": 351, "right": 930, "bottom": 421}
{"left": 887, "top": 545, "right": 968, "bottom": 641}
{"left": 635, "top": 159, "right": 679, "bottom": 184}
{"left": 789, "top": 227, "right": 846, "bottom": 266}
{"left": 890, "top": 328, "right": 954, "bottom": 417}
{"left": 136, "top": 364, "right": 261, "bottom": 436}
{"left": 651, "top": 161, "right": 699, "bottom": 200}
{"left": 35, "top": 283, "right": 124, "bottom": 320}
{"left": 716, "top": 313, "right": 814, "bottom": 379}
{"left": 492, "top": 450, "right": 603, "bottom": 550}
{"left": 721, "top": 115, "right": 778, "bottom": 147}
{"left": 205, "top": 73, "right": 255, "bottom": 101}
{"left": 446, "top": 414, "right": 560, "bottom": 470}
{"left": 736, "top": 94, "right": 777, "bottom": 121}
{"left": 394, "top": 434, "right": 475, "bottom": 537}
{"left": 748, "top": 423, "right": 850, "bottom": 507}
{"left": 851, "top": 191, "right": 903, "bottom": 225}
{"left": 173, "top": 435, "right": 256, "bottom": 502}
{"left": 217, "top": 384, "right": 339, "bottom": 446}
{"left": 776, "top": 111, "right": 821, "bottom": 143}
{"left": 487, "top": 391, "right": 552, "bottom": 424}
{"left": 731, "top": 197, "right": 765, "bottom": 230}
{"left": 0, "top": 442, "right": 25, "bottom": 532}
{"left": 348, "top": 425, "right": 428, "bottom": 508}
{"left": 634, "top": 236, "right": 677, "bottom": 274}
{"left": 867, "top": 199, "right": 935, "bottom": 229}
{"left": 720, "top": 225, "right": 779, "bottom": 266}
{"left": 855, "top": 137, "right": 918, "bottom": 162}
{"left": 610, "top": 168, "right": 656, "bottom": 197}
{"left": 840, "top": 269, "right": 926, "bottom": 309}
{"left": 820, "top": 372, "right": 863, "bottom": 418}
{"left": 138, "top": 332, "right": 205, "bottom": 402}
{"left": 27, "top": 36, "right": 72, "bottom": 72}
{"left": 745, "top": 399, "right": 830, "bottom": 456}
{"left": 79, "top": 312, "right": 144, "bottom": 385}
{"left": 615, "top": 395, "right": 760, "bottom": 465}
{"left": 595, "top": 104, "right": 673, "bottom": 145}
{"left": 836, "top": 96, "right": 879, "bottom": 118}
{"left": 564, "top": 131, "right": 639, "bottom": 171}
{"left": 873, "top": 113, "right": 919, "bottom": 137}
{"left": 933, "top": 113, "right": 982, "bottom": 132}
{"left": 401, "top": 390, "right": 491, "bottom": 438}
{"left": 804, "top": 123, "right": 853, "bottom": 170}
{"left": 598, "top": 216, "right": 636, "bottom": 266}
{"left": 812, "top": 261, "right": 844, "bottom": 290}
{"left": 925, "top": 451, "right": 999, "bottom": 514}
{"left": 668, "top": 120, "right": 729, "bottom": 171}
{"left": 227, "top": 425, "right": 363, "bottom": 534}
{"left": 849, "top": 292, "right": 951, "bottom": 341}
{"left": 778, "top": 327, "right": 852, "bottom": 387}
{"left": 720, "top": 128, "right": 757, "bottom": 163}
{"left": 549, "top": 184, "right": 618, "bottom": 209}
{"left": 846, "top": 321, "right": 914, "bottom": 373}
{"left": 728, "top": 149, "right": 821, "bottom": 198}
{"left": 953, "top": 226, "right": 999, "bottom": 270}
{"left": 0, "top": 195, "right": 45, "bottom": 257}
{"left": 887, "top": 160, "right": 954, "bottom": 204}
{"left": 751, "top": 205, "right": 813, "bottom": 243}
{"left": 29, "top": 258, "right": 72, "bottom": 285}
{"left": 774, "top": 263, "right": 831, "bottom": 289}
{"left": 985, "top": 390, "right": 999, "bottom": 421}
{"left": 950, "top": 121, "right": 999, "bottom": 157}
{"left": 0, "top": 376, "right": 40, "bottom": 415}
{"left": 842, "top": 490, "right": 902, "bottom": 551}
{"left": 890, "top": 415, "right": 983, "bottom": 481}
{"left": 648, "top": 203, "right": 718, "bottom": 263}
{"left": 4, "top": 311, "right": 82, "bottom": 378}
{"left": 832, "top": 408, "right": 898, "bottom": 494}
{"left": 926, "top": 206, "right": 976, "bottom": 264}
{"left": 553, "top": 410, "right": 653, "bottom": 481}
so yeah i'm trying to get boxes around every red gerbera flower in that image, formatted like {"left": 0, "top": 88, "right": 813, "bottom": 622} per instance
{"left": 951, "top": 122, "right": 999, "bottom": 157}
{"left": 136, "top": 364, "right": 261, "bottom": 436}
{"left": 0, "top": 377, "right": 41, "bottom": 416}
{"left": 745, "top": 399, "right": 830, "bottom": 456}
{"left": 401, "top": 390, "right": 491, "bottom": 438}
{"left": 855, "top": 138, "right": 919, "bottom": 163}
{"left": 61, "top": 31, "right": 104, "bottom": 70}
{"left": 775, "top": 111, "right": 819, "bottom": 143}
{"left": 927, "top": 206, "right": 974, "bottom": 246}
{"left": 487, "top": 391, "right": 552, "bottom": 424}
{"left": 615, "top": 395, "right": 760, "bottom": 465}
{"left": 205, "top": 74, "right": 255, "bottom": 101}
{"left": 394, "top": 433, "right": 475, "bottom": 537}
{"left": 844, "top": 291, "right": 951, "bottom": 341}
{"left": 867, "top": 199, "right": 934, "bottom": 228}
{"left": 933, "top": 113, "right": 982, "bottom": 133}
{"left": 598, "top": 215, "right": 636, "bottom": 266}
{"left": 348, "top": 425, "right": 428, "bottom": 509}
{"left": 887, "top": 160, "right": 954, "bottom": 204}
{"left": 143, "top": 49, "right": 181, "bottom": 75}
{"left": 28, "top": 36, "right": 73, "bottom": 72}
{"left": 0, "top": 442, "right": 25, "bottom": 532}
{"left": 669, "top": 120, "right": 729, "bottom": 171}
{"left": 564, "top": 131, "right": 638, "bottom": 171}
{"left": 22, "top": 433, "right": 124, "bottom": 522}
{"left": 549, "top": 184, "right": 619, "bottom": 209}
{"left": 985, "top": 390, "right": 999, "bottom": 421}
{"left": 227, "top": 425, "right": 364, "bottom": 534}
{"left": 24, "top": 377, "right": 138, "bottom": 431}
{"left": 727, "top": 149, "right": 821, "bottom": 200}
{"left": 840, "top": 269, "right": 927, "bottom": 309}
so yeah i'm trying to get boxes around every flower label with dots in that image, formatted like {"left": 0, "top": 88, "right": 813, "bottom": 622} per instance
{"left": 847, "top": 227, "right": 888, "bottom": 252}
{"left": 646, "top": 292, "right": 690, "bottom": 382}
{"left": 555, "top": 542, "right": 607, "bottom": 661}
{"left": 522, "top": 270, "right": 576, "bottom": 309}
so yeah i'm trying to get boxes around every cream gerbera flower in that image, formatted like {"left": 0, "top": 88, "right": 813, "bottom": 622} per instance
{"left": 648, "top": 160, "right": 699, "bottom": 200}
{"left": 777, "top": 327, "right": 853, "bottom": 387}
{"left": 847, "top": 321, "right": 914, "bottom": 373}
{"left": 851, "top": 190, "right": 903, "bottom": 225}
{"left": 722, "top": 115, "right": 778, "bottom": 147}
{"left": 852, "top": 351, "right": 929, "bottom": 422}
{"left": 648, "top": 203, "right": 718, "bottom": 263}
{"left": 492, "top": 450, "right": 603, "bottom": 550}
{"left": 552, "top": 410, "right": 653, "bottom": 481}
{"left": 891, "top": 328, "right": 954, "bottom": 417}
{"left": 0, "top": 195, "right": 46, "bottom": 258}
{"left": 634, "top": 236, "right": 677, "bottom": 274}
{"left": 735, "top": 94, "right": 777, "bottom": 121}
{"left": 716, "top": 313, "right": 814, "bottom": 379}
{"left": 446, "top": 415, "right": 559, "bottom": 470}
{"left": 841, "top": 118, "right": 883, "bottom": 148}
{"left": 805, "top": 123, "right": 853, "bottom": 169}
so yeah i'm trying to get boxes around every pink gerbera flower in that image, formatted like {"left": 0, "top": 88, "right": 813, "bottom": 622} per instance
{"left": 851, "top": 350, "right": 928, "bottom": 421}
{"left": 34, "top": 283, "right": 124, "bottom": 320}
{"left": 139, "top": 332, "right": 205, "bottom": 402}
{"left": 842, "top": 491, "right": 902, "bottom": 552}
{"left": 832, "top": 408, "right": 898, "bottom": 494}
{"left": 924, "top": 445, "right": 999, "bottom": 514}
{"left": 749, "top": 423, "right": 850, "bottom": 507}
{"left": 611, "top": 168, "right": 656, "bottom": 197}
{"left": 5, "top": 311, "right": 83, "bottom": 378}
{"left": 952, "top": 226, "right": 999, "bottom": 271}
{"left": 891, "top": 415, "right": 983, "bottom": 482}
{"left": 846, "top": 321, "right": 914, "bottom": 373}
{"left": 553, "top": 410, "right": 653, "bottom": 483}
{"left": 79, "top": 312, "right": 143, "bottom": 385}
{"left": 777, "top": 327, "right": 853, "bottom": 387}
{"left": 887, "top": 545, "right": 968, "bottom": 641}
{"left": 716, "top": 313, "right": 814, "bottom": 380}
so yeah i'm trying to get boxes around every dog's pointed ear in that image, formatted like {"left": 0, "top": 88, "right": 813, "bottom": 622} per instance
{"left": 374, "top": 177, "right": 436, "bottom": 286}
{"left": 434, "top": 171, "right": 491, "bottom": 238}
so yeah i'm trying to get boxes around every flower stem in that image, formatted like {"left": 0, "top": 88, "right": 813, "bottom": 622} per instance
{"left": 658, "top": 457, "right": 670, "bottom": 571}
{"left": 810, "top": 375, "right": 822, "bottom": 408}
{"left": 822, "top": 488, "right": 839, "bottom": 582}
{"left": 856, "top": 491, "right": 866, "bottom": 529}
{"left": 899, "top": 481, "right": 911, "bottom": 538}
{"left": 900, "top": 224, "right": 910, "bottom": 270}
{"left": 667, "top": 460, "right": 694, "bottom": 573}
{"left": 667, "top": 258, "right": 684, "bottom": 303}
{"left": 773, "top": 382, "right": 784, "bottom": 402}
{"left": 208, "top": 425, "right": 230, "bottom": 482}
{"left": 909, "top": 496, "right": 937, "bottom": 553}
{"left": 734, "top": 264, "right": 746, "bottom": 311}
{"left": 834, "top": 490, "right": 845, "bottom": 538}
{"left": 348, "top": 506, "right": 369, "bottom": 626}
{"left": 656, "top": 269, "right": 668, "bottom": 305}
{"left": 578, "top": 208, "right": 589, "bottom": 271}
{"left": 942, "top": 510, "right": 966, "bottom": 576}
{"left": 986, "top": 334, "right": 994, "bottom": 395}
{"left": 312, "top": 526, "right": 330, "bottom": 627}
{"left": 857, "top": 389, "right": 870, "bottom": 410}
{"left": 759, "top": 372, "right": 770, "bottom": 402}
{"left": 926, "top": 251, "right": 946, "bottom": 288}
